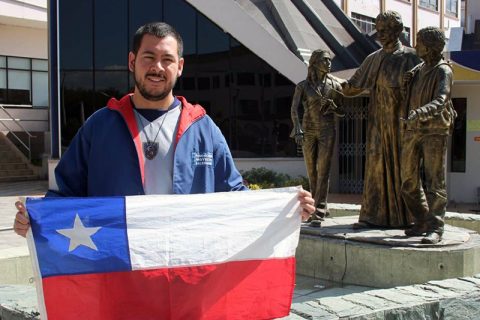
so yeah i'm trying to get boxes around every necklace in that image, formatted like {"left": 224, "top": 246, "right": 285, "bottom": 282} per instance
{"left": 135, "top": 109, "right": 170, "bottom": 160}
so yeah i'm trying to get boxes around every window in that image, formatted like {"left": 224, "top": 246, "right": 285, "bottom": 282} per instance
{"left": 446, "top": 0, "right": 458, "bottom": 16}
{"left": 212, "top": 76, "right": 220, "bottom": 89}
{"left": 60, "top": 71, "right": 94, "bottom": 144}
{"left": 239, "top": 100, "right": 258, "bottom": 117}
{"left": 32, "top": 72, "right": 48, "bottom": 107}
{"left": 275, "top": 73, "right": 291, "bottom": 86}
{"left": 59, "top": 0, "right": 93, "bottom": 70}
{"left": 7, "top": 57, "right": 31, "bottom": 105}
{"left": 451, "top": 98, "right": 466, "bottom": 172}
{"left": 419, "top": 0, "right": 438, "bottom": 11}
{"left": 129, "top": 0, "right": 163, "bottom": 46}
{"left": 181, "top": 77, "right": 195, "bottom": 90}
{"left": 94, "top": 0, "right": 128, "bottom": 70}
{"left": 56, "top": 0, "right": 297, "bottom": 157}
{"left": 237, "top": 73, "right": 255, "bottom": 86}
{"left": 0, "top": 55, "right": 48, "bottom": 107}
{"left": 197, "top": 77, "right": 211, "bottom": 90}
{"left": 402, "top": 27, "right": 411, "bottom": 45}
{"left": 351, "top": 12, "right": 375, "bottom": 34}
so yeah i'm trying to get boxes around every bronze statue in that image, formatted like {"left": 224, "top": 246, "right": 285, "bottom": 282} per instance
{"left": 291, "top": 50, "right": 344, "bottom": 226}
{"left": 342, "top": 11, "right": 420, "bottom": 228}
{"left": 401, "top": 27, "right": 456, "bottom": 244}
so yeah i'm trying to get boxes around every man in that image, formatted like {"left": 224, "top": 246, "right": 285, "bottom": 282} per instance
{"left": 14, "top": 22, "right": 314, "bottom": 236}
{"left": 291, "top": 49, "right": 344, "bottom": 226}
{"left": 401, "top": 27, "right": 455, "bottom": 244}
{"left": 342, "top": 11, "right": 420, "bottom": 228}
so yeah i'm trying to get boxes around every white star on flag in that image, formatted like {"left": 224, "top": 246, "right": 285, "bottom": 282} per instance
{"left": 57, "top": 214, "right": 101, "bottom": 252}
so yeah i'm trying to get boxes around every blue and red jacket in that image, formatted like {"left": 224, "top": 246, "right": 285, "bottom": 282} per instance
{"left": 47, "top": 94, "right": 246, "bottom": 197}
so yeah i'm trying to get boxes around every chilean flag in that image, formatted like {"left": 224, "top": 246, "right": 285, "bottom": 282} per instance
{"left": 26, "top": 187, "right": 302, "bottom": 320}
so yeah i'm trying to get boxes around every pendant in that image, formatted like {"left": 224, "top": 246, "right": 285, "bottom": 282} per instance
{"left": 143, "top": 142, "right": 159, "bottom": 160}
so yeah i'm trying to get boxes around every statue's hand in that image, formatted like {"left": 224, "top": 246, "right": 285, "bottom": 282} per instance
{"left": 407, "top": 109, "right": 418, "bottom": 121}
{"left": 323, "top": 100, "right": 346, "bottom": 118}
{"left": 294, "top": 131, "right": 304, "bottom": 145}
{"left": 403, "top": 71, "right": 414, "bottom": 87}
{"left": 414, "top": 107, "right": 430, "bottom": 122}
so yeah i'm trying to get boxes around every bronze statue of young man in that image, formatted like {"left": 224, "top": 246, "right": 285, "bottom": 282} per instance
{"left": 401, "top": 27, "right": 456, "bottom": 244}
{"left": 342, "top": 11, "right": 420, "bottom": 228}
{"left": 291, "top": 49, "right": 344, "bottom": 226}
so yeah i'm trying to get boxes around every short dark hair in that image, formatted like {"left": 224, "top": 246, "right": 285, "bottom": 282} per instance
{"left": 132, "top": 22, "right": 184, "bottom": 57}
{"left": 417, "top": 27, "right": 446, "bottom": 56}
{"left": 376, "top": 11, "right": 404, "bottom": 36}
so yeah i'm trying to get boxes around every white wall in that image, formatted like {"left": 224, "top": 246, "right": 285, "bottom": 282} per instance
{"left": 449, "top": 84, "right": 480, "bottom": 203}
{"left": 0, "top": 24, "right": 47, "bottom": 59}
{"left": 386, "top": 0, "right": 414, "bottom": 32}
{"left": 465, "top": 0, "right": 480, "bottom": 34}
{"left": 0, "top": 0, "right": 46, "bottom": 23}
{"left": 417, "top": 7, "right": 442, "bottom": 29}
{"left": 348, "top": 0, "right": 381, "bottom": 17}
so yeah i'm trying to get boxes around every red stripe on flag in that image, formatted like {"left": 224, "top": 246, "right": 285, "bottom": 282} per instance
{"left": 42, "top": 257, "right": 296, "bottom": 319}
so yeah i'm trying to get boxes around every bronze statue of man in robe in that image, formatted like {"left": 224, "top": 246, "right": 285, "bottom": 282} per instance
{"left": 402, "top": 27, "right": 456, "bottom": 244}
{"left": 342, "top": 11, "right": 420, "bottom": 228}
{"left": 291, "top": 50, "right": 344, "bottom": 226}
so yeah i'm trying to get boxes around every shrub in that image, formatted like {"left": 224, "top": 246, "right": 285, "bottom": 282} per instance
{"left": 241, "top": 167, "right": 309, "bottom": 190}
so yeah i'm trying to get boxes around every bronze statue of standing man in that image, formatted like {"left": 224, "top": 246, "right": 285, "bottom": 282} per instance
{"left": 291, "top": 50, "right": 344, "bottom": 226}
{"left": 402, "top": 27, "right": 456, "bottom": 244}
{"left": 342, "top": 11, "right": 420, "bottom": 228}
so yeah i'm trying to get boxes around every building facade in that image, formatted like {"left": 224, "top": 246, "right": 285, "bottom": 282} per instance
{"left": 446, "top": 0, "right": 480, "bottom": 203}
{"left": 0, "top": 0, "right": 48, "bottom": 166}
{"left": 3, "top": 0, "right": 478, "bottom": 202}
{"left": 334, "top": 0, "right": 461, "bottom": 45}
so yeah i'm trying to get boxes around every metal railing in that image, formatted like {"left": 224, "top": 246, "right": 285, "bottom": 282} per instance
{"left": 0, "top": 104, "right": 35, "bottom": 160}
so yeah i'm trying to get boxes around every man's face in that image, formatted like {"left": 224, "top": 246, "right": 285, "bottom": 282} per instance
{"left": 128, "top": 34, "right": 184, "bottom": 102}
{"left": 315, "top": 54, "right": 331, "bottom": 74}
{"left": 415, "top": 38, "right": 429, "bottom": 60}
{"left": 375, "top": 20, "right": 399, "bottom": 48}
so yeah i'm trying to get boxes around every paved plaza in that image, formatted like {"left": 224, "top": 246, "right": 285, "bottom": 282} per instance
{"left": 1, "top": 181, "right": 480, "bottom": 319}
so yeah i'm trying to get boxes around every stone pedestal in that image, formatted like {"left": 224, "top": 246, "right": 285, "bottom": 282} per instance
{"left": 296, "top": 216, "right": 480, "bottom": 288}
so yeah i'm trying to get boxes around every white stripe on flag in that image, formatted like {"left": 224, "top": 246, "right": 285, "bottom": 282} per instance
{"left": 125, "top": 187, "right": 302, "bottom": 270}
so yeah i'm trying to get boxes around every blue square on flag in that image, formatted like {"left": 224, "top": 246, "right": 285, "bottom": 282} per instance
{"left": 27, "top": 197, "right": 131, "bottom": 277}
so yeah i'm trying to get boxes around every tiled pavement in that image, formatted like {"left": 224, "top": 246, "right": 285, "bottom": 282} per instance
{"left": 0, "top": 181, "right": 47, "bottom": 251}
{"left": 1, "top": 181, "right": 480, "bottom": 319}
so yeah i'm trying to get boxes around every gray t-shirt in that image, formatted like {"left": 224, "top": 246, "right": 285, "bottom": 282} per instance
{"left": 133, "top": 106, "right": 181, "bottom": 194}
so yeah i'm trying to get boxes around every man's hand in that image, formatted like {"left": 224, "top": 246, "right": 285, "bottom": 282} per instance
{"left": 13, "top": 201, "right": 30, "bottom": 238}
{"left": 298, "top": 190, "right": 315, "bottom": 221}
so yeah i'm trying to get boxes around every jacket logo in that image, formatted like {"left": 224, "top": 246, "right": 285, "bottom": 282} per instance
{"left": 192, "top": 152, "right": 213, "bottom": 166}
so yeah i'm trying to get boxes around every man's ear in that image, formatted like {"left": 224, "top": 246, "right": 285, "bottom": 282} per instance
{"left": 177, "top": 57, "right": 184, "bottom": 77}
{"left": 128, "top": 52, "right": 135, "bottom": 72}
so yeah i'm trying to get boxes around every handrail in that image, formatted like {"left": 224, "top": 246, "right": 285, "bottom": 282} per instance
{"left": 0, "top": 105, "right": 35, "bottom": 160}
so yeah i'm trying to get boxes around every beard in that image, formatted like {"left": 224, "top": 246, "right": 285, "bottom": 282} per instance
{"left": 134, "top": 71, "right": 178, "bottom": 102}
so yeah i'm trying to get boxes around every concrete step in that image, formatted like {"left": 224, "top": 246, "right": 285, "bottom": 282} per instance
{"left": 0, "top": 152, "right": 22, "bottom": 163}
{"left": 0, "top": 163, "right": 28, "bottom": 171}
{"left": 0, "top": 175, "right": 39, "bottom": 183}
{"left": 0, "top": 169, "right": 34, "bottom": 177}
